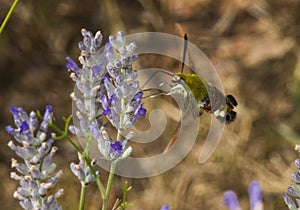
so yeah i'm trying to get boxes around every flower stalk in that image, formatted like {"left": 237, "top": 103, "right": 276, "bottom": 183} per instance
{"left": 0, "top": 0, "right": 19, "bottom": 35}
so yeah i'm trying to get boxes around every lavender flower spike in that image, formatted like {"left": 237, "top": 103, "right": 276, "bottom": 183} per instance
{"left": 6, "top": 105, "right": 63, "bottom": 210}
{"left": 101, "top": 32, "right": 146, "bottom": 131}
{"left": 94, "top": 31, "right": 146, "bottom": 159}
{"left": 67, "top": 28, "right": 107, "bottom": 130}
{"left": 67, "top": 29, "right": 146, "bottom": 161}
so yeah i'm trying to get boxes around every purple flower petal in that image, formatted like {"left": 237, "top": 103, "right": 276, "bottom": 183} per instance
{"left": 40, "top": 105, "right": 53, "bottom": 133}
{"left": 66, "top": 57, "right": 79, "bottom": 73}
{"left": 6, "top": 125, "right": 16, "bottom": 135}
{"left": 134, "top": 104, "right": 146, "bottom": 119}
{"left": 10, "top": 105, "right": 22, "bottom": 117}
{"left": 110, "top": 141, "right": 123, "bottom": 157}
{"left": 20, "top": 121, "right": 30, "bottom": 133}
{"left": 108, "top": 94, "right": 117, "bottom": 104}
{"left": 100, "top": 94, "right": 111, "bottom": 115}
{"left": 44, "top": 105, "right": 53, "bottom": 121}
{"left": 92, "top": 64, "right": 101, "bottom": 77}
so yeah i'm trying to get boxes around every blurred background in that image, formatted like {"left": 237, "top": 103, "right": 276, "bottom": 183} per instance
{"left": 1, "top": 0, "right": 300, "bottom": 209}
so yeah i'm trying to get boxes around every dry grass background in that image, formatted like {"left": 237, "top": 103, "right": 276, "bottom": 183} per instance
{"left": 1, "top": 0, "right": 300, "bottom": 209}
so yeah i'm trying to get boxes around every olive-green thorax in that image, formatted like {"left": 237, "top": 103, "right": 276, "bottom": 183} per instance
{"left": 176, "top": 73, "right": 237, "bottom": 123}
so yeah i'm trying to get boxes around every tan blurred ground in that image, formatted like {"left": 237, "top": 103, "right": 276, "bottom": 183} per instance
{"left": 1, "top": 0, "right": 300, "bottom": 209}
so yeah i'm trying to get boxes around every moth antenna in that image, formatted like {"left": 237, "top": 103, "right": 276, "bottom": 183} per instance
{"left": 140, "top": 69, "right": 174, "bottom": 90}
{"left": 181, "top": 33, "right": 188, "bottom": 74}
{"left": 142, "top": 80, "right": 175, "bottom": 99}
{"left": 143, "top": 92, "right": 167, "bottom": 99}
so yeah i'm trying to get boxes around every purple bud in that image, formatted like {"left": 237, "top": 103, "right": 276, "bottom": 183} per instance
{"left": 20, "top": 121, "right": 30, "bottom": 133}
{"left": 40, "top": 105, "right": 53, "bottom": 133}
{"left": 291, "top": 172, "right": 300, "bottom": 184}
{"left": 108, "top": 94, "right": 116, "bottom": 104}
{"left": 248, "top": 181, "right": 263, "bottom": 210}
{"left": 89, "top": 123, "right": 105, "bottom": 143}
{"left": 104, "top": 41, "right": 113, "bottom": 54}
{"left": 70, "top": 162, "right": 85, "bottom": 181}
{"left": 83, "top": 32, "right": 92, "bottom": 48}
{"left": 17, "top": 187, "right": 31, "bottom": 197}
{"left": 6, "top": 125, "right": 16, "bottom": 136}
{"left": 10, "top": 105, "right": 22, "bottom": 116}
{"left": 100, "top": 94, "right": 111, "bottom": 115}
{"left": 224, "top": 191, "right": 240, "bottom": 210}
{"left": 133, "top": 91, "right": 143, "bottom": 103}
{"left": 92, "top": 64, "right": 101, "bottom": 77}
{"left": 19, "top": 198, "right": 33, "bottom": 209}
{"left": 295, "top": 159, "right": 300, "bottom": 170}
{"left": 14, "top": 162, "right": 30, "bottom": 175}
{"left": 66, "top": 57, "right": 79, "bottom": 73}
{"left": 288, "top": 185, "right": 300, "bottom": 197}
{"left": 283, "top": 193, "right": 297, "bottom": 209}
{"left": 45, "top": 105, "right": 52, "bottom": 115}
{"left": 78, "top": 41, "right": 86, "bottom": 51}
{"left": 103, "top": 75, "right": 111, "bottom": 83}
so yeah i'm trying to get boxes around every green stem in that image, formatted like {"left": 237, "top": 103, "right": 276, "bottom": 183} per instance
{"left": 84, "top": 128, "right": 93, "bottom": 154}
{"left": 102, "top": 69, "right": 126, "bottom": 209}
{"left": 47, "top": 115, "right": 106, "bottom": 197}
{"left": 0, "top": 0, "right": 19, "bottom": 35}
{"left": 102, "top": 160, "right": 117, "bottom": 210}
{"left": 121, "top": 181, "right": 131, "bottom": 210}
{"left": 49, "top": 116, "right": 82, "bottom": 153}
{"left": 79, "top": 112, "right": 105, "bottom": 204}
{"left": 79, "top": 182, "right": 87, "bottom": 210}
